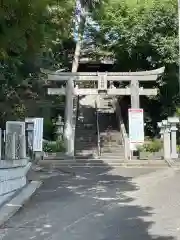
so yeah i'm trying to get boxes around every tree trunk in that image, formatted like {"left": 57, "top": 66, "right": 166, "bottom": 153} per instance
{"left": 64, "top": 13, "right": 86, "bottom": 156}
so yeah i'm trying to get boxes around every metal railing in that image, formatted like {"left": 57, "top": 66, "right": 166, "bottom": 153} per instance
{"left": 95, "top": 100, "right": 101, "bottom": 157}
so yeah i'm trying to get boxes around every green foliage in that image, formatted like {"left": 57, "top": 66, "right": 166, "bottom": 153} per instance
{"left": 43, "top": 118, "right": 56, "bottom": 141}
{"left": 43, "top": 140, "right": 65, "bottom": 153}
{"left": 177, "top": 145, "right": 180, "bottom": 153}
{"left": 0, "top": 0, "right": 75, "bottom": 127}
{"left": 137, "top": 139, "right": 162, "bottom": 153}
{"left": 89, "top": 0, "right": 179, "bottom": 135}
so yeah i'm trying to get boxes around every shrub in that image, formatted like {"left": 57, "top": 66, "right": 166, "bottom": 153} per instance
{"left": 43, "top": 140, "right": 65, "bottom": 153}
{"left": 177, "top": 145, "right": 180, "bottom": 153}
{"left": 137, "top": 139, "right": 162, "bottom": 153}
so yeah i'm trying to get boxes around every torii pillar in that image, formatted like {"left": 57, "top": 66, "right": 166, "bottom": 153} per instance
{"left": 130, "top": 80, "right": 140, "bottom": 108}
{"left": 64, "top": 78, "right": 74, "bottom": 157}
{"left": 128, "top": 67, "right": 165, "bottom": 108}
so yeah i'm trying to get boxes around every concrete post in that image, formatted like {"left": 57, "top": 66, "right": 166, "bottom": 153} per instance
{"left": 64, "top": 78, "right": 74, "bottom": 156}
{"left": 130, "top": 80, "right": 140, "bottom": 108}
{"left": 19, "top": 134, "right": 26, "bottom": 159}
{"left": 168, "top": 117, "right": 179, "bottom": 159}
{"left": 170, "top": 126, "right": 178, "bottom": 159}
{"left": 162, "top": 120, "right": 171, "bottom": 160}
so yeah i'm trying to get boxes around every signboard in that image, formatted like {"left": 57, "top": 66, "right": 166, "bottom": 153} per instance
{"left": 128, "top": 108, "right": 144, "bottom": 150}
{"left": 25, "top": 118, "right": 44, "bottom": 152}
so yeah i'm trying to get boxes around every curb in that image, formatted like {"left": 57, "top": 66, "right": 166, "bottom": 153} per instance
{"left": 0, "top": 181, "right": 42, "bottom": 227}
{"left": 38, "top": 160, "right": 174, "bottom": 175}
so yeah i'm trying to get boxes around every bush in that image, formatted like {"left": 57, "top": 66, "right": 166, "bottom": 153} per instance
{"left": 43, "top": 140, "right": 65, "bottom": 153}
{"left": 137, "top": 139, "right": 162, "bottom": 153}
{"left": 177, "top": 145, "right": 180, "bottom": 153}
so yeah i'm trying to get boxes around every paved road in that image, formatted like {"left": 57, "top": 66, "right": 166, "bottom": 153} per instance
{"left": 0, "top": 166, "right": 179, "bottom": 240}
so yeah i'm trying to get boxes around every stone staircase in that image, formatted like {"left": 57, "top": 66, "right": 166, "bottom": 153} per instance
{"left": 74, "top": 95, "right": 126, "bottom": 162}
{"left": 96, "top": 96, "right": 125, "bottom": 162}
{"left": 99, "top": 112, "right": 125, "bottom": 162}
{"left": 75, "top": 96, "right": 98, "bottom": 158}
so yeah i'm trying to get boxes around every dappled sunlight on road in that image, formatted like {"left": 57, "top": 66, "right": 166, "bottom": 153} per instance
{"left": 0, "top": 166, "right": 177, "bottom": 240}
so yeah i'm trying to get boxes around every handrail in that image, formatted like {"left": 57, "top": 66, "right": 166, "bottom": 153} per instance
{"left": 95, "top": 100, "right": 101, "bottom": 157}
{"left": 112, "top": 97, "right": 130, "bottom": 160}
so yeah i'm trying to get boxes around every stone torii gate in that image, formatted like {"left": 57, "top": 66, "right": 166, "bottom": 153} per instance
{"left": 46, "top": 67, "right": 165, "bottom": 156}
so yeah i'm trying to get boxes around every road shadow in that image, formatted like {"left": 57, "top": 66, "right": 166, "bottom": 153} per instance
{"left": 0, "top": 161, "right": 175, "bottom": 240}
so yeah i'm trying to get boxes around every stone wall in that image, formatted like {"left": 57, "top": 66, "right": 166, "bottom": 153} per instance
{"left": 0, "top": 159, "right": 31, "bottom": 206}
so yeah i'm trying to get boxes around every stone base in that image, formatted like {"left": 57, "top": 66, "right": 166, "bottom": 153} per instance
{"left": 0, "top": 160, "right": 31, "bottom": 207}
{"left": 171, "top": 153, "right": 179, "bottom": 159}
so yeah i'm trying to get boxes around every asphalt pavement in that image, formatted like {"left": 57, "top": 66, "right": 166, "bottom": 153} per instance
{"left": 0, "top": 166, "right": 179, "bottom": 240}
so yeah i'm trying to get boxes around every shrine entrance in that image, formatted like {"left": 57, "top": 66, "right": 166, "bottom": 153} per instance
{"left": 45, "top": 67, "right": 165, "bottom": 158}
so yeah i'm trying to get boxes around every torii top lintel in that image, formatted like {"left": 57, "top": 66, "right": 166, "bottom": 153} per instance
{"left": 43, "top": 67, "right": 165, "bottom": 82}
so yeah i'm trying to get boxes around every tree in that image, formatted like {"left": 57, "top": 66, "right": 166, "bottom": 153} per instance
{"left": 0, "top": 0, "right": 74, "bottom": 128}
{"left": 89, "top": 0, "right": 178, "bottom": 135}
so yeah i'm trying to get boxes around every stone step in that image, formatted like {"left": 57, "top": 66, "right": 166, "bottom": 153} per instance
{"left": 39, "top": 159, "right": 169, "bottom": 168}
{"left": 101, "top": 136, "right": 121, "bottom": 140}
{"left": 76, "top": 127, "right": 96, "bottom": 130}
{"left": 75, "top": 145, "right": 97, "bottom": 149}
{"left": 75, "top": 131, "right": 97, "bottom": 135}
{"left": 75, "top": 146, "right": 97, "bottom": 150}
{"left": 101, "top": 146, "right": 124, "bottom": 151}
{"left": 101, "top": 150, "right": 125, "bottom": 156}
{"left": 75, "top": 135, "right": 97, "bottom": 139}
{"left": 101, "top": 153, "right": 125, "bottom": 158}
{"left": 101, "top": 143, "right": 123, "bottom": 148}
{"left": 75, "top": 137, "right": 97, "bottom": 141}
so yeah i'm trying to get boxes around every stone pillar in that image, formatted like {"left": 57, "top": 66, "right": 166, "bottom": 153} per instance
{"left": 5, "top": 133, "right": 16, "bottom": 160}
{"left": 170, "top": 126, "right": 178, "bottom": 159}
{"left": 19, "top": 134, "right": 26, "bottom": 159}
{"left": 162, "top": 120, "right": 171, "bottom": 160}
{"left": 130, "top": 80, "right": 140, "bottom": 108}
{"left": 168, "top": 117, "right": 179, "bottom": 159}
{"left": 64, "top": 78, "right": 74, "bottom": 156}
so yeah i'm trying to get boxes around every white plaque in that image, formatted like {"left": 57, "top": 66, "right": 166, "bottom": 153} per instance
{"left": 128, "top": 108, "right": 144, "bottom": 150}
{"left": 33, "top": 118, "right": 44, "bottom": 152}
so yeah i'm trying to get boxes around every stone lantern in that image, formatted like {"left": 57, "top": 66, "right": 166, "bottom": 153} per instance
{"left": 168, "top": 117, "right": 179, "bottom": 159}
{"left": 56, "top": 116, "right": 64, "bottom": 141}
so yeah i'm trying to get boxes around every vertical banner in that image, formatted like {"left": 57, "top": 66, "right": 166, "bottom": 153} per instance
{"left": 128, "top": 108, "right": 144, "bottom": 150}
